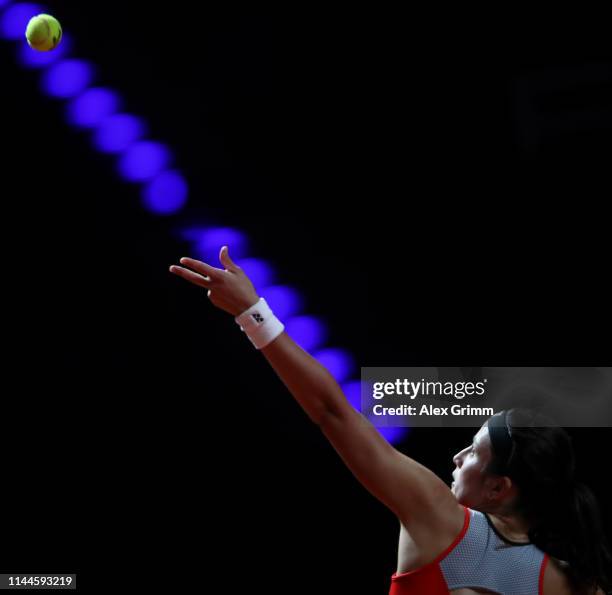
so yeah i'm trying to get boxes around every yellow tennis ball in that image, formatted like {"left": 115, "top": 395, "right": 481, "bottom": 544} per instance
{"left": 25, "top": 14, "right": 63, "bottom": 52}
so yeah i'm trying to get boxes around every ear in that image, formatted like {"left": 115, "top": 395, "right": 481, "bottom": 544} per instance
{"left": 486, "top": 475, "right": 513, "bottom": 499}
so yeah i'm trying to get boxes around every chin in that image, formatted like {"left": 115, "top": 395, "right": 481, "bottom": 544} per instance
{"left": 452, "top": 487, "right": 468, "bottom": 504}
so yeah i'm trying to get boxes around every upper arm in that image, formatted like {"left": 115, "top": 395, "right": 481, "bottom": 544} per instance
{"left": 319, "top": 403, "right": 461, "bottom": 529}
{"left": 542, "top": 557, "right": 573, "bottom": 595}
{"left": 543, "top": 556, "right": 607, "bottom": 594}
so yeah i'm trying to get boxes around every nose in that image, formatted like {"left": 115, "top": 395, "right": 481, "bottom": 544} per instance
{"left": 453, "top": 447, "right": 467, "bottom": 467}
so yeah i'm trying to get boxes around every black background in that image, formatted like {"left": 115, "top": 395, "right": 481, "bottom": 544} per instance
{"left": 1, "top": 3, "right": 610, "bottom": 593}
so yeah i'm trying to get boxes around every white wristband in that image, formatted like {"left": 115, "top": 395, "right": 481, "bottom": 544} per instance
{"left": 234, "top": 297, "right": 285, "bottom": 349}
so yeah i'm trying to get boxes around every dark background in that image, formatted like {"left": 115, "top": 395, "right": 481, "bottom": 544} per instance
{"left": 1, "top": 3, "right": 610, "bottom": 593}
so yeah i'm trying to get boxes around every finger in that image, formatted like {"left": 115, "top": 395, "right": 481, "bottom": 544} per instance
{"left": 219, "top": 245, "right": 240, "bottom": 272}
{"left": 169, "top": 265, "right": 212, "bottom": 288}
{"left": 179, "top": 257, "right": 222, "bottom": 279}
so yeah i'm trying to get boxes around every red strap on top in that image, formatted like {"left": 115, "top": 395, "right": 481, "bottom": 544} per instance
{"left": 538, "top": 553, "right": 550, "bottom": 595}
{"left": 389, "top": 506, "right": 471, "bottom": 595}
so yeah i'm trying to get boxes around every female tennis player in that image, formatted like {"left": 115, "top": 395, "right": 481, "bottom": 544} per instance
{"left": 170, "top": 246, "right": 611, "bottom": 594}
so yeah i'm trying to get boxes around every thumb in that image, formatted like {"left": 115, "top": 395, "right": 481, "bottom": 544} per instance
{"left": 219, "top": 245, "right": 240, "bottom": 272}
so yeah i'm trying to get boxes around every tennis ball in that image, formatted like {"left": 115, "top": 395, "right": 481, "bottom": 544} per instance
{"left": 25, "top": 14, "right": 63, "bottom": 52}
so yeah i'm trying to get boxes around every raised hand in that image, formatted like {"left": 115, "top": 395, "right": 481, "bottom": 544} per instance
{"left": 169, "top": 245, "right": 260, "bottom": 316}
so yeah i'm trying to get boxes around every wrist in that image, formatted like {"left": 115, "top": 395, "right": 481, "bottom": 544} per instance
{"left": 237, "top": 294, "right": 260, "bottom": 315}
{"left": 234, "top": 297, "right": 284, "bottom": 349}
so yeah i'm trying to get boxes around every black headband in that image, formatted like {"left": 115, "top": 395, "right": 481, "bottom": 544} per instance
{"left": 487, "top": 410, "right": 514, "bottom": 473}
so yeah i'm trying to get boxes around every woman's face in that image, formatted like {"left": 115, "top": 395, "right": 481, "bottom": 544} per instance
{"left": 451, "top": 423, "right": 495, "bottom": 509}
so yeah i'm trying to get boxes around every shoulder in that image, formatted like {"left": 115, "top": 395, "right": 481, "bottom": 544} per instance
{"left": 542, "top": 556, "right": 573, "bottom": 595}
{"left": 405, "top": 498, "right": 468, "bottom": 556}
{"left": 542, "top": 557, "right": 606, "bottom": 594}
{"left": 319, "top": 406, "right": 466, "bottom": 532}
{"left": 398, "top": 503, "right": 468, "bottom": 573}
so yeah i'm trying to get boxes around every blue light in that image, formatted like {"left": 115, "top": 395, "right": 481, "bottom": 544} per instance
{"left": 92, "top": 114, "right": 147, "bottom": 153}
{"left": 341, "top": 381, "right": 409, "bottom": 444}
{"left": 16, "top": 31, "right": 72, "bottom": 68}
{"left": 0, "top": 3, "right": 42, "bottom": 39}
{"left": 2, "top": 3, "right": 368, "bottom": 447}
{"left": 376, "top": 426, "right": 409, "bottom": 445}
{"left": 41, "top": 59, "right": 94, "bottom": 98}
{"left": 285, "top": 315, "right": 328, "bottom": 352}
{"left": 260, "top": 285, "right": 303, "bottom": 320}
{"left": 341, "top": 380, "right": 362, "bottom": 411}
{"left": 65, "top": 87, "right": 121, "bottom": 128}
{"left": 236, "top": 258, "right": 276, "bottom": 288}
{"left": 141, "top": 170, "right": 188, "bottom": 215}
{"left": 312, "top": 347, "right": 354, "bottom": 384}
{"left": 178, "top": 227, "right": 205, "bottom": 242}
{"left": 117, "top": 141, "right": 171, "bottom": 182}
{"left": 191, "top": 228, "right": 249, "bottom": 264}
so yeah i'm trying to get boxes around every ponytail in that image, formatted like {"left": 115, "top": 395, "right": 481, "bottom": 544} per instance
{"left": 486, "top": 409, "right": 612, "bottom": 594}
{"left": 527, "top": 481, "right": 612, "bottom": 593}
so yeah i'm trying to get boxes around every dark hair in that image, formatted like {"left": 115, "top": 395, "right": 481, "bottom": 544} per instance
{"left": 485, "top": 408, "right": 612, "bottom": 594}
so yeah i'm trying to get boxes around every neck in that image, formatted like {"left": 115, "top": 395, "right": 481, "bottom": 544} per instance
{"left": 486, "top": 510, "right": 531, "bottom": 542}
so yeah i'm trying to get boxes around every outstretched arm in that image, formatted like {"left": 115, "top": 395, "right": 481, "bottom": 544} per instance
{"left": 169, "top": 247, "right": 460, "bottom": 528}
{"left": 169, "top": 247, "right": 347, "bottom": 424}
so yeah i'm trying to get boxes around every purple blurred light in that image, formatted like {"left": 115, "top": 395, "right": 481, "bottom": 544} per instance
{"left": 236, "top": 258, "right": 276, "bottom": 288}
{"left": 92, "top": 114, "right": 147, "bottom": 153}
{"left": 341, "top": 381, "right": 409, "bottom": 444}
{"left": 41, "top": 59, "right": 94, "bottom": 98}
{"left": 0, "top": 3, "right": 41, "bottom": 39}
{"left": 312, "top": 347, "right": 354, "bottom": 384}
{"left": 260, "top": 286, "right": 303, "bottom": 320}
{"left": 191, "top": 228, "right": 249, "bottom": 264}
{"left": 376, "top": 426, "right": 410, "bottom": 445}
{"left": 0, "top": 1, "right": 368, "bottom": 427}
{"left": 341, "top": 380, "right": 362, "bottom": 411}
{"left": 117, "top": 141, "right": 171, "bottom": 182}
{"left": 65, "top": 87, "right": 121, "bottom": 128}
{"left": 141, "top": 170, "right": 188, "bottom": 215}
{"left": 285, "top": 315, "right": 328, "bottom": 352}
{"left": 17, "top": 31, "right": 72, "bottom": 67}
